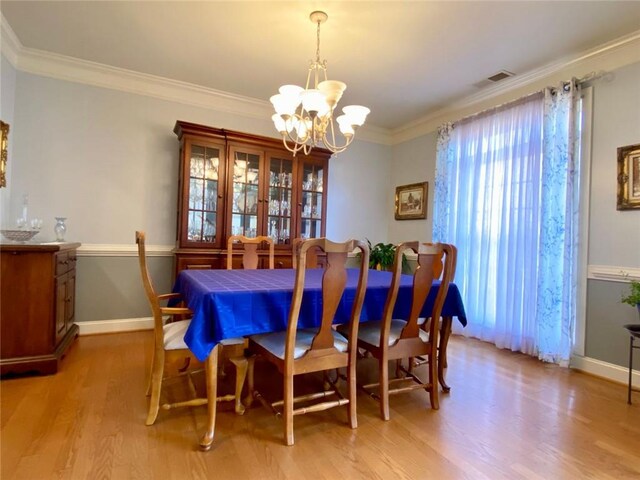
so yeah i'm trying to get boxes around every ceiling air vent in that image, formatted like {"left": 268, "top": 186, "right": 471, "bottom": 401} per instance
{"left": 487, "top": 70, "right": 515, "bottom": 82}
{"left": 472, "top": 70, "right": 515, "bottom": 89}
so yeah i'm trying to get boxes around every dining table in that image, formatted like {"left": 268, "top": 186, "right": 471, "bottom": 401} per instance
{"left": 172, "top": 267, "right": 467, "bottom": 449}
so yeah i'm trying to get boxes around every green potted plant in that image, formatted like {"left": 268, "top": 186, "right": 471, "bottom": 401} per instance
{"left": 367, "top": 240, "right": 396, "bottom": 270}
{"left": 621, "top": 278, "right": 640, "bottom": 316}
{"left": 363, "top": 239, "right": 410, "bottom": 271}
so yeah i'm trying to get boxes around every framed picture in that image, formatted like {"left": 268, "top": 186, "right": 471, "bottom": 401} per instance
{"left": 0, "top": 121, "right": 8, "bottom": 188}
{"left": 395, "top": 182, "right": 428, "bottom": 220}
{"left": 617, "top": 143, "right": 640, "bottom": 210}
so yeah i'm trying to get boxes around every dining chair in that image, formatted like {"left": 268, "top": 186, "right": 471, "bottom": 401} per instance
{"left": 246, "top": 238, "right": 369, "bottom": 445}
{"left": 411, "top": 243, "right": 457, "bottom": 391}
{"left": 291, "top": 237, "right": 320, "bottom": 269}
{"left": 136, "top": 231, "right": 249, "bottom": 426}
{"left": 338, "top": 241, "right": 453, "bottom": 420}
{"left": 227, "top": 235, "right": 275, "bottom": 270}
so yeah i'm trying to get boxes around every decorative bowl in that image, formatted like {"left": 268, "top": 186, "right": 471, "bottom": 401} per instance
{"left": 1, "top": 229, "right": 40, "bottom": 242}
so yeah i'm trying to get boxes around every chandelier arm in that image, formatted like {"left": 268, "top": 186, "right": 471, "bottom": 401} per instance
{"left": 283, "top": 113, "right": 308, "bottom": 144}
{"left": 321, "top": 119, "right": 354, "bottom": 153}
{"left": 281, "top": 135, "right": 306, "bottom": 156}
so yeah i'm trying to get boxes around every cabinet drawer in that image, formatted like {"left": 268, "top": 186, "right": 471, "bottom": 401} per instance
{"left": 55, "top": 251, "right": 76, "bottom": 276}
{"left": 176, "top": 256, "right": 222, "bottom": 271}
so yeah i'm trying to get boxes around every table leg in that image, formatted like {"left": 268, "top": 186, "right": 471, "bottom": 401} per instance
{"left": 438, "top": 316, "right": 452, "bottom": 393}
{"left": 200, "top": 344, "right": 219, "bottom": 451}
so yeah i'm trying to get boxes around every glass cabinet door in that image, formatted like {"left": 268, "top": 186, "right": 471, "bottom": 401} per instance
{"left": 183, "top": 141, "right": 225, "bottom": 248}
{"left": 229, "top": 147, "right": 262, "bottom": 238}
{"left": 299, "top": 161, "right": 325, "bottom": 240}
{"left": 266, "top": 154, "right": 294, "bottom": 246}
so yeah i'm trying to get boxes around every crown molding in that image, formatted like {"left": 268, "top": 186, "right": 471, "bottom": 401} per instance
{"left": 0, "top": 14, "right": 20, "bottom": 66}
{"left": 0, "top": 14, "right": 392, "bottom": 146}
{"left": 355, "top": 123, "right": 393, "bottom": 146}
{"left": 17, "top": 47, "right": 276, "bottom": 121}
{"left": 391, "top": 29, "right": 640, "bottom": 144}
{"left": 3, "top": 14, "right": 637, "bottom": 148}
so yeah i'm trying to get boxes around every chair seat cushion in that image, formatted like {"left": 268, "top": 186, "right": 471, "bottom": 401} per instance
{"left": 250, "top": 328, "right": 349, "bottom": 360}
{"left": 220, "top": 337, "right": 246, "bottom": 346}
{"left": 163, "top": 320, "right": 191, "bottom": 350}
{"left": 338, "top": 319, "right": 429, "bottom": 347}
{"left": 164, "top": 320, "right": 245, "bottom": 351}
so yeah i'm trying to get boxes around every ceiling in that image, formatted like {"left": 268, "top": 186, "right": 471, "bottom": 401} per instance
{"left": 2, "top": 1, "right": 640, "bottom": 131}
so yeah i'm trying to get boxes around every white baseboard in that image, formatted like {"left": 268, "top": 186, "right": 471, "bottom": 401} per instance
{"left": 76, "top": 319, "right": 639, "bottom": 388}
{"left": 77, "top": 317, "right": 153, "bottom": 335}
{"left": 571, "top": 354, "right": 639, "bottom": 385}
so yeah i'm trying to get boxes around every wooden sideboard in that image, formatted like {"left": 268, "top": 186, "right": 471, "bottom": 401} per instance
{"left": 1, "top": 242, "right": 80, "bottom": 376}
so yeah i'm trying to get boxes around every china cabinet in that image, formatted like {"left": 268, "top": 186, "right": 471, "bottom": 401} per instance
{"left": 0, "top": 242, "right": 80, "bottom": 376}
{"left": 173, "top": 121, "right": 330, "bottom": 272}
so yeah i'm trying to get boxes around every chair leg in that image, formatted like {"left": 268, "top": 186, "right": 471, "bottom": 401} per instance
{"left": 379, "top": 357, "right": 390, "bottom": 421}
{"left": 284, "top": 373, "right": 294, "bottom": 446}
{"left": 200, "top": 345, "right": 219, "bottom": 451}
{"left": 348, "top": 361, "right": 357, "bottom": 429}
{"left": 428, "top": 351, "right": 440, "bottom": 410}
{"left": 438, "top": 317, "right": 452, "bottom": 393}
{"left": 230, "top": 355, "right": 248, "bottom": 415}
{"left": 396, "top": 359, "right": 404, "bottom": 377}
{"left": 245, "top": 355, "right": 255, "bottom": 408}
{"left": 629, "top": 335, "right": 634, "bottom": 405}
{"left": 146, "top": 349, "right": 155, "bottom": 397}
{"left": 145, "top": 350, "right": 164, "bottom": 426}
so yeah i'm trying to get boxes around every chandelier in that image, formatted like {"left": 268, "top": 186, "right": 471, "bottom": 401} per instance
{"left": 270, "top": 11, "right": 370, "bottom": 156}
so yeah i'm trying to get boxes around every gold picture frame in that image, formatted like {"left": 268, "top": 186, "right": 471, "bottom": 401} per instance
{"left": 0, "top": 121, "right": 8, "bottom": 188}
{"left": 617, "top": 143, "right": 640, "bottom": 210}
{"left": 395, "top": 182, "right": 428, "bottom": 220}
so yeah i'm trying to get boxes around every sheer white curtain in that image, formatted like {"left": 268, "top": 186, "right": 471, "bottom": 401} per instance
{"left": 434, "top": 84, "right": 581, "bottom": 364}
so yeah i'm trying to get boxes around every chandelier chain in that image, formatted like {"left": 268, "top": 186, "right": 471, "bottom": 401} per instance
{"left": 315, "top": 19, "right": 321, "bottom": 64}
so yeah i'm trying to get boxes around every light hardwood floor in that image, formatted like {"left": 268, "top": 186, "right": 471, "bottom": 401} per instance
{"left": 1, "top": 331, "right": 639, "bottom": 479}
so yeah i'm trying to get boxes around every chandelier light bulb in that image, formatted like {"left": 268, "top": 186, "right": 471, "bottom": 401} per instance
{"left": 300, "top": 89, "right": 327, "bottom": 117}
{"left": 291, "top": 117, "right": 311, "bottom": 140}
{"left": 336, "top": 115, "right": 354, "bottom": 136}
{"left": 318, "top": 80, "right": 346, "bottom": 108}
{"left": 272, "top": 114, "right": 287, "bottom": 134}
{"left": 271, "top": 93, "right": 297, "bottom": 117}
{"left": 342, "top": 105, "right": 370, "bottom": 127}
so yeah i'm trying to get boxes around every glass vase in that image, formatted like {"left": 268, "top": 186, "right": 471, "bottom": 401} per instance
{"left": 54, "top": 217, "right": 67, "bottom": 242}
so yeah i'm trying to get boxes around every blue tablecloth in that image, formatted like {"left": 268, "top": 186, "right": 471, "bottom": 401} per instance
{"left": 173, "top": 268, "right": 467, "bottom": 362}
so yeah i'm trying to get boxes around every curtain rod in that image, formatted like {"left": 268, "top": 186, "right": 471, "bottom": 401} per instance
{"left": 454, "top": 90, "right": 542, "bottom": 126}
{"left": 453, "top": 70, "right": 607, "bottom": 127}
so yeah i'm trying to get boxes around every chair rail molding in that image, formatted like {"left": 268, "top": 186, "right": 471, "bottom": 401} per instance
{"left": 77, "top": 243, "right": 174, "bottom": 257}
{"left": 587, "top": 265, "right": 640, "bottom": 283}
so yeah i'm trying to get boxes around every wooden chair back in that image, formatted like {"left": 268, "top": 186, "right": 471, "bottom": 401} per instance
{"left": 381, "top": 242, "right": 453, "bottom": 345}
{"left": 287, "top": 238, "right": 369, "bottom": 365}
{"left": 425, "top": 242, "right": 457, "bottom": 281}
{"left": 136, "top": 231, "right": 164, "bottom": 347}
{"left": 227, "top": 235, "right": 275, "bottom": 270}
{"left": 291, "top": 237, "right": 320, "bottom": 269}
